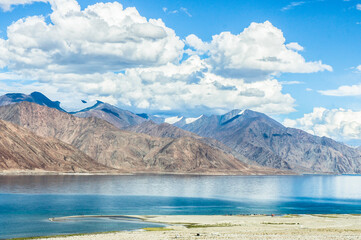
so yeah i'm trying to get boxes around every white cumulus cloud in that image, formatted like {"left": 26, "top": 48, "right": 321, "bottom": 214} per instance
{"left": 319, "top": 84, "right": 361, "bottom": 96}
{"left": 185, "top": 21, "right": 332, "bottom": 80}
{"left": 114, "top": 56, "right": 295, "bottom": 115}
{"left": 286, "top": 42, "right": 304, "bottom": 51}
{"left": 0, "top": 0, "right": 184, "bottom": 73}
{"left": 318, "top": 64, "right": 361, "bottom": 96}
{"left": 7, "top": 55, "right": 295, "bottom": 115}
{"left": 284, "top": 108, "right": 361, "bottom": 141}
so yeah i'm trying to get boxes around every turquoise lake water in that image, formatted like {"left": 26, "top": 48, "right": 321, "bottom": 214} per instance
{"left": 1, "top": 175, "right": 361, "bottom": 239}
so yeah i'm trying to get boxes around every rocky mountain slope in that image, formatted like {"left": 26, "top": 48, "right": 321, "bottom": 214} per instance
{"left": 0, "top": 92, "right": 65, "bottom": 112}
{"left": 69, "top": 99, "right": 254, "bottom": 167}
{"left": 125, "top": 120, "right": 251, "bottom": 164}
{"left": 0, "top": 119, "right": 110, "bottom": 173}
{"left": 71, "top": 101, "right": 147, "bottom": 129}
{"left": 176, "top": 109, "right": 361, "bottom": 174}
{"left": 0, "top": 102, "right": 283, "bottom": 174}
{"left": 126, "top": 121, "right": 198, "bottom": 139}
{"left": 72, "top": 101, "right": 250, "bottom": 163}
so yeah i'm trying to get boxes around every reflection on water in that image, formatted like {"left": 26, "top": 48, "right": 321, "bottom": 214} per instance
{"left": 1, "top": 175, "right": 361, "bottom": 239}
{"left": 1, "top": 175, "right": 361, "bottom": 200}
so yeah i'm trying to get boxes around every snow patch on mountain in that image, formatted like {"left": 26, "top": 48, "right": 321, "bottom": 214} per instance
{"left": 165, "top": 116, "right": 184, "bottom": 124}
{"left": 238, "top": 110, "right": 245, "bottom": 115}
{"left": 185, "top": 115, "right": 203, "bottom": 124}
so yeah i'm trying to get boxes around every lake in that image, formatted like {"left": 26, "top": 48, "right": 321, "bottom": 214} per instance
{"left": 1, "top": 175, "right": 361, "bottom": 239}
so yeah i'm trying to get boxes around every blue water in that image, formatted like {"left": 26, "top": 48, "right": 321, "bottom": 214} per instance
{"left": 1, "top": 175, "right": 361, "bottom": 239}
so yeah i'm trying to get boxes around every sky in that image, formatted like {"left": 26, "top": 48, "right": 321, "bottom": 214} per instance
{"left": 1, "top": 0, "right": 361, "bottom": 144}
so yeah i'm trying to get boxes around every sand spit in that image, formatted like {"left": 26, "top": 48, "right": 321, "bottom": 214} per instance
{"left": 30, "top": 214, "right": 361, "bottom": 240}
{"left": 48, "top": 215, "right": 142, "bottom": 222}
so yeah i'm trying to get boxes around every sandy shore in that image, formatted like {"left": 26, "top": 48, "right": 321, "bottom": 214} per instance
{"left": 30, "top": 214, "right": 361, "bottom": 240}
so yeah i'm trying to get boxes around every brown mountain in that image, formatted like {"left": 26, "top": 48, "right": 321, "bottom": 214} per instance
{"left": 126, "top": 120, "right": 199, "bottom": 138}
{"left": 0, "top": 102, "right": 284, "bottom": 175}
{"left": 0, "top": 119, "right": 110, "bottom": 173}
{"left": 178, "top": 109, "right": 361, "bottom": 174}
{"left": 71, "top": 101, "right": 146, "bottom": 129}
{"left": 125, "top": 120, "right": 252, "bottom": 164}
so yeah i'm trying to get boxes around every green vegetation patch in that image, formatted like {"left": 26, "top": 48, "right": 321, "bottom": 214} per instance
{"left": 143, "top": 227, "right": 172, "bottom": 231}
{"left": 282, "top": 214, "right": 299, "bottom": 218}
{"left": 262, "top": 222, "right": 300, "bottom": 225}
{"left": 311, "top": 214, "right": 342, "bottom": 218}
{"left": 185, "top": 222, "right": 238, "bottom": 228}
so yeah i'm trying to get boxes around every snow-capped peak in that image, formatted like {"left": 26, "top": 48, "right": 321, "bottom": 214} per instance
{"left": 185, "top": 115, "right": 203, "bottom": 124}
{"left": 165, "top": 116, "right": 184, "bottom": 124}
{"left": 238, "top": 110, "right": 245, "bottom": 115}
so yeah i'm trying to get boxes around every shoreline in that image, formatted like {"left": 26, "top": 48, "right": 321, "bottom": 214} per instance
{"left": 13, "top": 214, "right": 361, "bottom": 240}
{"left": 3, "top": 170, "right": 357, "bottom": 176}
{"left": 0, "top": 171, "right": 298, "bottom": 176}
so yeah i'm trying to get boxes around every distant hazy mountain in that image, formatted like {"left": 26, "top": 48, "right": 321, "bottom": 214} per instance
{"left": 172, "top": 115, "right": 204, "bottom": 128}
{"left": 71, "top": 100, "right": 147, "bottom": 129}
{"left": 176, "top": 109, "right": 361, "bottom": 174}
{"left": 136, "top": 113, "right": 165, "bottom": 124}
{"left": 0, "top": 119, "right": 110, "bottom": 173}
{"left": 0, "top": 102, "right": 282, "bottom": 175}
{"left": 72, "top": 100, "right": 166, "bottom": 127}
{"left": 0, "top": 92, "right": 65, "bottom": 112}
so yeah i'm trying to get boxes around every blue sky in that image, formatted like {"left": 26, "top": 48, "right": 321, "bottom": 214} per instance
{"left": 1, "top": 0, "right": 361, "bottom": 143}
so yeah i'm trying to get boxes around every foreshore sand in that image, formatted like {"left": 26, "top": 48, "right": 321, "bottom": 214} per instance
{"left": 30, "top": 214, "right": 361, "bottom": 240}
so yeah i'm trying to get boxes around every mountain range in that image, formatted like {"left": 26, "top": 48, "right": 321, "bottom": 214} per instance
{"left": 176, "top": 110, "right": 361, "bottom": 173}
{"left": 0, "top": 100, "right": 282, "bottom": 175}
{"left": 0, "top": 91, "right": 360, "bottom": 174}
{"left": 67, "top": 96, "right": 361, "bottom": 174}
